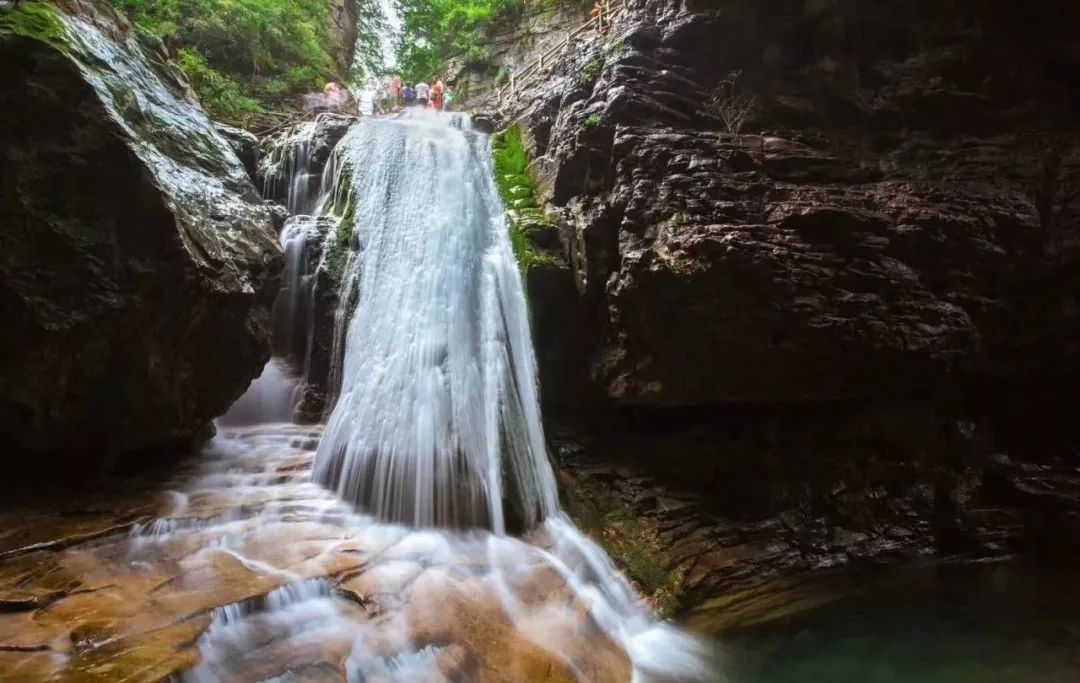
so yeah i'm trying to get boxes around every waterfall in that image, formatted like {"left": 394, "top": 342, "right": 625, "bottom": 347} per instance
{"left": 222, "top": 119, "right": 351, "bottom": 426}
{"left": 261, "top": 121, "right": 320, "bottom": 215}
{"left": 306, "top": 111, "right": 712, "bottom": 679}
{"left": 312, "top": 111, "right": 558, "bottom": 532}
{"left": 212, "top": 111, "right": 713, "bottom": 681}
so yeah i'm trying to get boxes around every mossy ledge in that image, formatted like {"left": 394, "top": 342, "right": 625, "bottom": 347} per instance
{"left": 0, "top": 2, "right": 69, "bottom": 49}
{"left": 322, "top": 159, "right": 358, "bottom": 284}
{"left": 491, "top": 124, "right": 563, "bottom": 273}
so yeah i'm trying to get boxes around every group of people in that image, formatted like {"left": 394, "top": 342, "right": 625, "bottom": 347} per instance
{"left": 388, "top": 76, "right": 455, "bottom": 111}
{"left": 312, "top": 75, "right": 459, "bottom": 117}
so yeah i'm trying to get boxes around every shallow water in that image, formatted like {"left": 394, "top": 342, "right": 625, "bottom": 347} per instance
{"left": 0, "top": 423, "right": 712, "bottom": 681}
{"left": 722, "top": 564, "right": 1080, "bottom": 683}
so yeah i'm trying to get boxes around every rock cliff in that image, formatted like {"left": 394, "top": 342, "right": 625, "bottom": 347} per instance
{"left": 477, "top": 0, "right": 1080, "bottom": 612}
{"left": 0, "top": 0, "right": 282, "bottom": 472}
{"left": 331, "top": 0, "right": 359, "bottom": 74}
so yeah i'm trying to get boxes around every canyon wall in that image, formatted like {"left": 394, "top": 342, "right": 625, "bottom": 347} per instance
{"left": 0, "top": 0, "right": 282, "bottom": 473}
{"left": 472, "top": 0, "right": 1080, "bottom": 609}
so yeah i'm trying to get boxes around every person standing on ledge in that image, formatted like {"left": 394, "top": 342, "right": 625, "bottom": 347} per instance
{"left": 390, "top": 74, "right": 402, "bottom": 108}
{"left": 415, "top": 81, "right": 430, "bottom": 107}
{"left": 443, "top": 85, "right": 456, "bottom": 111}
{"left": 403, "top": 83, "right": 416, "bottom": 107}
{"left": 432, "top": 78, "right": 445, "bottom": 111}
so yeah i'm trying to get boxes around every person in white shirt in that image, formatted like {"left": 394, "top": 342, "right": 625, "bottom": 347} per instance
{"left": 358, "top": 88, "right": 375, "bottom": 116}
{"left": 415, "top": 82, "right": 430, "bottom": 105}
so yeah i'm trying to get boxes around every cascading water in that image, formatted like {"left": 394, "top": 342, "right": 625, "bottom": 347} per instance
{"left": 223, "top": 119, "right": 348, "bottom": 426}
{"left": 261, "top": 121, "right": 321, "bottom": 215}
{"left": 135, "top": 111, "right": 716, "bottom": 681}
{"left": 313, "top": 112, "right": 557, "bottom": 531}
{"left": 306, "top": 110, "right": 715, "bottom": 679}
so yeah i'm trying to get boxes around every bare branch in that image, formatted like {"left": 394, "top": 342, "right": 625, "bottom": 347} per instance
{"left": 705, "top": 70, "right": 759, "bottom": 149}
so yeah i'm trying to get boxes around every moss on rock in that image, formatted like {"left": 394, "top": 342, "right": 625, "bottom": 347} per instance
{"left": 0, "top": 3, "right": 68, "bottom": 47}
{"left": 491, "top": 124, "right": 563, "bottom": 273}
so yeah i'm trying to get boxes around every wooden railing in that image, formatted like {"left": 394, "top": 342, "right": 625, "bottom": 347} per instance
{"left": 495, "top": 0, "right": 628, "bottom": 106}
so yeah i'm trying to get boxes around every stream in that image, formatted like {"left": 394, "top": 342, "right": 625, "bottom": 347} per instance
{"left": 3, "top": 110, "right": 1079, "bottom": 683}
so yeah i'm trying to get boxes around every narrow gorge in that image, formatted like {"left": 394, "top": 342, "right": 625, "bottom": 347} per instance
{"left": 2, "top": 0, "right": 1080, "bottom": 681}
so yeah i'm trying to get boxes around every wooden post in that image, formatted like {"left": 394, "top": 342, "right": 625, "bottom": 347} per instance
{"left": 539, "top": 53, "right": 544, "bottom": 71}
{"left": 509, "top": 72, "right": 516, "bottom": 98}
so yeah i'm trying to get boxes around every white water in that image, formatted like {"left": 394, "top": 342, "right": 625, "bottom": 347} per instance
{"left": 176, "top": 110, "right": 716, "bottom": 681}
{"left": 218, "top": 358, "right": 301, "bottom": 426}
{"left": 226, "top": 120, "right": 346, "bottom": 426}
{"left": 314, "top": 111, "right": 557, "bottom": 532}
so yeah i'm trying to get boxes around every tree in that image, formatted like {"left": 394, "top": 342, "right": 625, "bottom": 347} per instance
{"left": 107, "top": 0, "right": 352, "bottom": 123}
{"left": 706, "top": 70, "right": 759, "bottom": 148}
{"left": 393, "top": 0, "right": 521, "bottom": 82}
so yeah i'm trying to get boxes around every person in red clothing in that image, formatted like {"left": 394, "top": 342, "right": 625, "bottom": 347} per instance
{"left": 431, "top": 78, "right": 445, "bottom": 111}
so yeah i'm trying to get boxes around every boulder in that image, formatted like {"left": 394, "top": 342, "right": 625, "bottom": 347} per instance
{"left": 270, "top": 215, "right": 354, "bottom": 422}
{"left": 0, "top": 0, "right": 282, "bottom": 471}
{"left": 215, "top": 122, "right": 259, "bottom": 180}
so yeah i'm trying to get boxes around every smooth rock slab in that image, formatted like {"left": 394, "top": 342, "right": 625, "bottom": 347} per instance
{"left": 0, "top": 425, "right": 633, "bottom": 682}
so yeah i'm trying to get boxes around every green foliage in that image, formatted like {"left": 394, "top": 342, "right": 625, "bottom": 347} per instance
{"left": 491, "top": 125, "right": 561, "bottom": 273}
{"left": 321, "top": 162, "right": 358, "bottom": 282}
{"left": 175, "top": 48, "right": 263, "bottom": 123}
{"left": 394, "top": 0, "right": 520, "bottom": 82}
{"left": 578, "top": 55, "right": 603, "bottom": 85}
{"left": 106, "top": 0, "right": 347, "bottom": 123}
{"left": 0, "top": 2, "right": 69, "bottom": 49}
{"left": 493, "top": 124, "right": 529, "bottom": 178}
{"left": 324, "top": 214, "right": 355, "bottom": 283}
{"left": 585, "top": 113, "right": 601, "bottom": 127}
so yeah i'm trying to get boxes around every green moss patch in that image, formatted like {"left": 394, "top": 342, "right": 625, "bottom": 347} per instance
{"left": 0, "top": 3, "right": 69, "bottom": 49}
{"left": 562, "top": 476, "right": 688, "bottom": 618}
{"left": 491, "top": 124, "right": 562, "bottom": 273}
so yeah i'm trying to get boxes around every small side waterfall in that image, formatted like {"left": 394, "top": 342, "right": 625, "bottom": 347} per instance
{"left": 261, "top": 121, "right": 320, "bottom": 214}
{"left": 222, "top": 118, "right": 353, "bottom": 426}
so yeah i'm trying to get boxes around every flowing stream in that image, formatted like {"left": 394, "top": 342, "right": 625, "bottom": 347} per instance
{"left": 163, "top": 111, "right": 715, "bottom": 680}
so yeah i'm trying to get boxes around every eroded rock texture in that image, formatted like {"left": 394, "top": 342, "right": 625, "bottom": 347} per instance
{"left": 0, "top": 0, "right": 282, "bottom": 470}
{"left": 511, "top": 0, "right": 1080, "bottom": 407}
{"left": 486, "top": 0, "right": 1080, "bottom": 598}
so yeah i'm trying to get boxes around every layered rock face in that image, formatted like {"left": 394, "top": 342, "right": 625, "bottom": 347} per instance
{"left": 484, "top": 0, "right": 1080, "bottom": 602}
{"left": 330, "top": 0, "right": 358, "bottom": 74}
{"left": 513, "top": 0, "right": 1080, "bottom": 408}
{"left": 0, "top": 1, "right": 282, "bottom": 470}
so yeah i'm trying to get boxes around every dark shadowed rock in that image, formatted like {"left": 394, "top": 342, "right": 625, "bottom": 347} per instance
{"left": 480, "top": 0, "right": 1080, "bottom": 600}
{"left": 472, "top": 113, "right": 497, "bottom": 133}
{"left": 215, "top": 122, "right": 260, "bottom": 180}
{"left": 311, "top": 113, "right": 358, "bottom": 169}
{"left": 502, "top": 0, "right": 1080, "bottom": 410}
{"left": 0, "top": 0, "right": 282, "bottom": 471}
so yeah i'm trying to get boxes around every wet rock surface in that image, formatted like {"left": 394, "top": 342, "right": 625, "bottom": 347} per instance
{"left": 0, "top": 425, "right": 632, "bottom": 681}
{"left": 216, "top": 122, "right": 260, "bottom": 180}
{"left": 258, "top": 114, "right": 358, "bottom": 210}
{"left": 479, "top": 0, "right": 1080, "bottom": 603}
{"left": 506, "top": 0, "right": 1080, "bottom": 408}
{"left": 273, "top": 214, "right": 352, "bottom": 422}
{"left": 0, "top": 0, "right": 281, "bottom": 471}
{"left": 554, "top": 414, "right": 1080, "bottom": 631}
